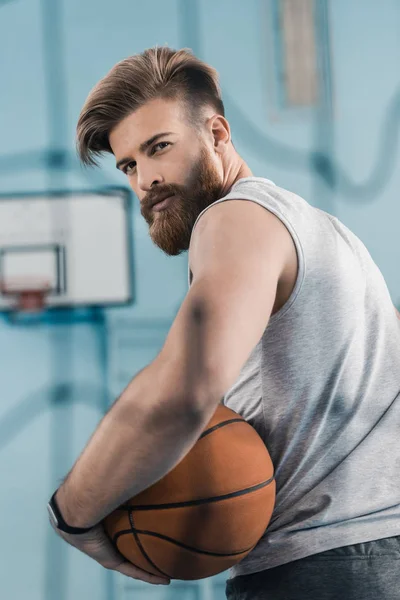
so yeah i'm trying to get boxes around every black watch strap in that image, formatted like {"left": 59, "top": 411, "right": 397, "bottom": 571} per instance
{"left": 47, "top": 490, "right": 94, "bottom": 535}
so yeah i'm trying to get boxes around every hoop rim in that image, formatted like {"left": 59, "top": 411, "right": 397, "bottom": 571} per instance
{"left": 0, "top": 276, "right": 52, "bottom": 295}
{"left": 0, "top": 277, "right": 51, "bottom": 313}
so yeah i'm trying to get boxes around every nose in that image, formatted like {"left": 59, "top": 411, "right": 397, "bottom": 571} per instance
{"left": 137, "top": 164, "right": 163, "bottom": 195}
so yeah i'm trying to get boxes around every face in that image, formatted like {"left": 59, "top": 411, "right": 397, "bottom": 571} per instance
{"left": 109, "top": 98, "right": 225, "bottom": 255}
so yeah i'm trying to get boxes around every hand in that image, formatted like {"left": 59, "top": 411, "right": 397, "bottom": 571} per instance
{"left": 49, "top": 519, "right": 171, "bottom": 586}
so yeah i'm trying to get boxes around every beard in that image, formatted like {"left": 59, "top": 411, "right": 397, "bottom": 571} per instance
{"left": 140, "top": 145, "right": 224, "bottom": 256}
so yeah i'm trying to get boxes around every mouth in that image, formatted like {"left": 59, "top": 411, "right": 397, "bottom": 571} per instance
{"left": 152, "top": 195, "right": 175, "bottom": 212}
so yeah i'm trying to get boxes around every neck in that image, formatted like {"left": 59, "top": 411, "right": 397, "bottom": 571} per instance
{"left": 220, "top": 156, "right": 253, "bottom": 197}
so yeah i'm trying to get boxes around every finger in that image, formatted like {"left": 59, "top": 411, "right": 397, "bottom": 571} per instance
{"left": 114, "top": 561, "right": 170, "bottom": 585}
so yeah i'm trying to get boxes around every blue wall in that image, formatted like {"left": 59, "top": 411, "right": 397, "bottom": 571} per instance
{"left": 0, "top": 1, "right": 399, "bottom": 599}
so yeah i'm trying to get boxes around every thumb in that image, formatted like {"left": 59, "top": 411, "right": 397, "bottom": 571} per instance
{"left": 115, "top": 561, "right": 171, "bottom": 585}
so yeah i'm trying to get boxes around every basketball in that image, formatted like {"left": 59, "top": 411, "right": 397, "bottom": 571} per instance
{"left": 103, "top": 404, "right": 275, "bottom": 580}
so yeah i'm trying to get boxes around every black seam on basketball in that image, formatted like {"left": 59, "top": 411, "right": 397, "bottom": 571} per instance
{"left": 113, "top": 527, "right": 257, "bottom": 557}
{"left": 199, "top": 418, "right": 244, "bottom": 439}
{"left": 127, "top": 510, "right": 170, "bottom": 578}
{"left": 120, "top": 476, "right": 274, "bottom": 511}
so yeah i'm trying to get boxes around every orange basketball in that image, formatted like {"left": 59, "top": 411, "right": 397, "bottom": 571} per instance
{"left": 103, "top": 404, "right": 275, "bottom": 580}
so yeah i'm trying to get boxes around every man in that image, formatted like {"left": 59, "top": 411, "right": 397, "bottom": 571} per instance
{"left": 47, "top": 46, "right": 400, "bottom": 599}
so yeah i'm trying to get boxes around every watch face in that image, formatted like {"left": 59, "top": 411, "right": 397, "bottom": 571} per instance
{"left": 47, "top": 503, "right": 59, "bottom": 528}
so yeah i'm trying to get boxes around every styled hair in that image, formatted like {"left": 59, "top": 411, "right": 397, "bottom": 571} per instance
{"left": 76, "top": 46, "right": 225, "bottom": 166}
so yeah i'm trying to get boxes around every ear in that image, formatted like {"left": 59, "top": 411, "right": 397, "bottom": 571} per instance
{"left": 208, "top": 115, "right": 231, "bottom": 155}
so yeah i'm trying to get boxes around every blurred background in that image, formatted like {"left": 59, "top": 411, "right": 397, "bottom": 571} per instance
{"left": 1, "top": 0, "right": 399, "bottom": 598}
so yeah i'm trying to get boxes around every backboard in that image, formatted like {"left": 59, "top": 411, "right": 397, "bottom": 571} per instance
{"left": 0, "top": 188, "right": 133, "bottom": 311}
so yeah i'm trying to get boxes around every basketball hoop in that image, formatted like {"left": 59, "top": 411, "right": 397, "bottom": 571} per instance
{"left": 0, "top": 277, "right": 51, "bottom": 314}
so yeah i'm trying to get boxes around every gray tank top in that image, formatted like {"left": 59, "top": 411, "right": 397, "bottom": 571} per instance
{"left": 188, "top": 177, "right": 400, "bottom": 576}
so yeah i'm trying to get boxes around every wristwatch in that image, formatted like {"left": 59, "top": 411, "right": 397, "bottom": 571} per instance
{"left": 47, "top": 490, "right": 94, "bottom": 535}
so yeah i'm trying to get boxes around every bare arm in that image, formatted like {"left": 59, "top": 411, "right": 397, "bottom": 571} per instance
{"left": 56, "top": 344, "right": 213, "bottom": 528}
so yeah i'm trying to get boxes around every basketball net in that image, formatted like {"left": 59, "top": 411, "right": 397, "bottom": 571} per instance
{"left": 0, "top": 277, "right": 50, "bottom": 314}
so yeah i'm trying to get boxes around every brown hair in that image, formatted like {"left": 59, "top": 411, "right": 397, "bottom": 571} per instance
{"left": 76, "top": 46, "right": 225, "bottom": 166}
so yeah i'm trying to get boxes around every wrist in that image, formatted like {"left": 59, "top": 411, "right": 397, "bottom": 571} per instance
{"left": 55, "top": 486, "right": 77, "bottom": 525}
{"left": 48, "top": 486, "right": 96, "bottom": 533}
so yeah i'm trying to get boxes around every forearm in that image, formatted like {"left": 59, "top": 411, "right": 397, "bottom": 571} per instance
{"left": 57, "top": 358, "right": 207, "bottom": 528}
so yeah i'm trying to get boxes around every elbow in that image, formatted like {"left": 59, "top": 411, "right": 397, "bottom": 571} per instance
{"left": 151, "top": 356, "right": 229, "bottom": 427}
{"left": 143, "top": 394, "right": 210, "bottom": 437}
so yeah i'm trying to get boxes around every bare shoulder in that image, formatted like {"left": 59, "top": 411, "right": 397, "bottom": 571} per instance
{"left": 189, "top": 199, "right": 295, "bottom": 284}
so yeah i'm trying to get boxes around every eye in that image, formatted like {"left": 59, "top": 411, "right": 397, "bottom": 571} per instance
{"left": 122, "top": 142, "right": 171, "bottom": 176}
{"left": 151, "top": 141, "right": 171, "bottom": 155}
{"left": 123, "top": 161, "right": 136, "bottom": 176}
